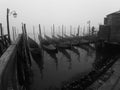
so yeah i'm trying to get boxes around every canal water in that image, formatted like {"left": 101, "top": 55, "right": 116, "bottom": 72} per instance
{"left": 30, "top": 46, "right": 95, "bottom": 90}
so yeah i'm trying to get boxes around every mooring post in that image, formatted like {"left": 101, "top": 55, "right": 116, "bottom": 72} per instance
{"left": 58, "top": 26, "right": 60, "bottom": 36}
{"left": 87, "top": 20, "right": 91, "bottom": 43}
{"left": 33, "top": 26, "right": 36, "bottom": 42}
{"left": 64, "top": 25, "right": 66, "bottom": 35}
{"left": 0, "top": 23, "right": 4, "bottom": 44}
{"left": 74, "top": 27, "right": 75, "bottom": 35}
{"left": 39, "top": 24, "right": 42, "bottom": 39}
{"left": 51, "top": 26, "right": 53, "bottom": 37}
{"left": 53, "top": 24, "right": 55, "bottom": 37}
{"left": 83, "top": 26, "right": 85, "bottom": 37}
{"left": 0, "top": 23, "right": 3, "bottom": 36}
{"left": 24, "top": 24, "right": 27, "bottom": 36}
{"left": 43, "top": 26, "right": 46, "bottom": 38}
{"left": 77, "top": 25, "right": 80, "bottom": 36}
{"left": 39, "top": 24, "right": 42, "bottom": 48}
{"left": 62, "top": 25, "right": 64, "bottom": 38}
{"left": 70, "top": 25, "right": 72, "bottom": 36}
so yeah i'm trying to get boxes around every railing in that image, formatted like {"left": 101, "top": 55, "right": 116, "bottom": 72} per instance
{"left": 0, "top": 35, "right": 10, "bottom": 56}
{"left": 0, "top": 33, "right": 32, "bottom": 90}
{"left": 0, "top": 23, "right": 11, "bottom": 57}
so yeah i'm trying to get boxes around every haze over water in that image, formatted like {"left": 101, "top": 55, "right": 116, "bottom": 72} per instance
{"left": 0, "top": 0, "right": 120, "bottom": 89}
{"left": 31, "top": 48, "right": 95, "bottom": 90}
{"left": 0, "top": 0, "right": 120, "bottom": 35}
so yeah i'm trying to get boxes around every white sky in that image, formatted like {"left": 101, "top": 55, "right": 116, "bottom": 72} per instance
{"left": 0, "top": 0, "right": 120, "bottom": 35}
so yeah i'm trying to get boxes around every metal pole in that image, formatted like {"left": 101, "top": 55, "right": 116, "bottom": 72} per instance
{"left": 7, "top": 8, "right": 11, "bottom": 44}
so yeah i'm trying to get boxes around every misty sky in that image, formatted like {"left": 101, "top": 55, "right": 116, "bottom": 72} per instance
{"left": 0, "top": 0, "right": 120, "bottom": 35}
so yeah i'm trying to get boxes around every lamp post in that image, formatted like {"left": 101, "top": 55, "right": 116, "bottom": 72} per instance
{"left": 7, "top": 8, "right": 17, "bottom": 44}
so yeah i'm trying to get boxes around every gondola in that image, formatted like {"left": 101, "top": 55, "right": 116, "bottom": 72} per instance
{"left": 55, "top": 43, "right": 71, "bottom": 50}
{"left": 42, "top": 44, "right": 58, "bottom": 67}
{"left": 44, "top": 35, "right": 60, "bottom": 45}
{"left": 42, "top": 44, "right": 58, "bottom": 54}
{"left": 57, "top": 47, "right": 71, "bottom": 60}
{"left": 38, "top": 34, "right": 51, "bottom": 46}
{"left": 70, "top": 47, "right": 80, "bottom": 56}
{"left": 28, "top": 37, "right": 44, "bottom": 75}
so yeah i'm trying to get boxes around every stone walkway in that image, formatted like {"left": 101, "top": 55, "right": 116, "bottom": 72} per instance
{"left": 98, "top": 59, "right": 120, "bottom": 90}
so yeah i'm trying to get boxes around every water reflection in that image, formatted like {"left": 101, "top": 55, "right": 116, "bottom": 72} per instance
{"left": 62, "top": 43, "right": 120, "bottom": 89}
{"left": 30, "top": 48, "right": 44, "bottom": 78}
{"left": 57, "top": 48, "right": 72, "bottom": 69}
{"left": 42, "top": 45, "right": 58, "bottom": 69}
{"left": 16, "top": 37, "right": 34, "bottom": 90}
{"left": 27, "top": 34, "right": 120, "bottom": 90}
{"left": 70, "top": 47, "right": 80, "bottom": 61}
{"left": 30, "top": 41, "right": 97, "bottom": 90}
{"left": 93, "top": 42, "right": 120, "bottom": 70}
{"left": 28, "top": 37, "right": 44, "bottom": 78}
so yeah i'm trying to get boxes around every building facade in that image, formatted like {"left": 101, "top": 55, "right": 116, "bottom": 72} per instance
{"left": 98, "top": 11, "right": 120, "bottom": 42}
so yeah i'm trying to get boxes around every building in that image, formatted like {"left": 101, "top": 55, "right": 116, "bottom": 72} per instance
{"left": 98, "top": 10, "right": 120, "bottom": 42}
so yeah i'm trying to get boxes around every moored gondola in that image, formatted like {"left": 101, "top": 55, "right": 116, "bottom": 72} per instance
{"left": 28, "top": 37, "right": 44, "bottom": 77}
{"left": 42, "top": 44, "right": 58, "bottom": 54}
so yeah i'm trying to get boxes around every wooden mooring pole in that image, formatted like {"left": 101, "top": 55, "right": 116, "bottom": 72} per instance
{"left": 33, "top": 26, "right": 36, "bottom": 42}
{"left": 0, "top": 23, "right": 3, "bottom": 36}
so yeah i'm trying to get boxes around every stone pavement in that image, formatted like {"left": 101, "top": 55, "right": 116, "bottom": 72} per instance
{"left": 98, "top": 59, "right": 120, "bottom": 90}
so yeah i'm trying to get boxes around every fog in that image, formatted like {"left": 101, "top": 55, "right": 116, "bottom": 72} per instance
{"left": 0, "top": 0, "right": 120, "bottom": 35}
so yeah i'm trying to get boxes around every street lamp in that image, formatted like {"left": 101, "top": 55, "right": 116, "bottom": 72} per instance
{"left": 7, "top": 8, "right": 17, "bottom": 44}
